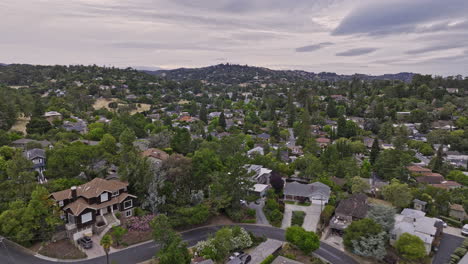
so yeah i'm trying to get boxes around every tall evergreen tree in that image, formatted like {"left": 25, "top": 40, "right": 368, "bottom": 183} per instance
{"left": 219, "top": 111, "right": 226, "bottom": 130}
{"left": 369, "top": 138, "right": 380, "bottom": 165}
{"left": 431, "top": 145, "right": 444, "bottom": 173}
{"left": 199, "top": 104, "right": 207, "bottom": 124}
{"left": 271, "top": 117, "right": 280, "bottom": 141}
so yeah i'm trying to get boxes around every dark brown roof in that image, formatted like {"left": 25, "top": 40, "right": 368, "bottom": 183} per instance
{"left": 335, "top": 193, "right": 368, "bottom": 219}
{"left": 415, "top": 175, "right": 444, "bottom": 184}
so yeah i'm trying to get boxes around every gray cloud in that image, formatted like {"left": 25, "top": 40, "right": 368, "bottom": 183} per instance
{"left": 406, "top": 43, "right": 464, "bottom": 55}
{"left": 336, "top": 48, "right": 377, "bottom": 56}
{"left": 332, "top": 0, "right": 468, "bottom": 36}
{"left": 295, "top": 42, "right": 333, "bottom": 52}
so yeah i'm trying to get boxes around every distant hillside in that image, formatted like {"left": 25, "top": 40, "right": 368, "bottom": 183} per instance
{"left": 148, "top": 64, "right": 415, "bottom": 84}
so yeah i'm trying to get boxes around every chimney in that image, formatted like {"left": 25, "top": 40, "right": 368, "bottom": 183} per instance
{"left": 71, "top": 186, "right": 77, "bottom": 201}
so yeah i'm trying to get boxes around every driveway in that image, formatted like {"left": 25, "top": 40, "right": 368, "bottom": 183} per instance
{"left": 432, "top": 233, "right": 465, "bottom": 264}
{"left": 282, "top": 203, "right": 323, "bottom": 231}
{"left": 248, "top": 199, "right": 271, "bottom": 226}
{"left": 0, "top": 225, "right": 358, "bottom": 264}
{"left": 444, "top": 226, "right": 465, "bottom": 238}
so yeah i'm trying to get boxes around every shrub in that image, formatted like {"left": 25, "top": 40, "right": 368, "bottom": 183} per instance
{"left": 195, "top": 226, "right": 252, "bottom": 261}
{"left": 246, "top": 208, "right": 256, "bottom": 218}
{"left": 260, "top": 255, "right": 276, "bottom": 264}
{"left": 439, "top": 216, "right": 463, "bottom": 227}
{"left": 115, "top": 212, "right": 121, "bottom": 219}
{"left": 285, "top": 226, "right": 320, "bottom": 254}
{"left": 292, "top": 211, "right": 305, "bottom": 226}
{"left": 395, "top": 233, "right": 426, "bottom": 261}
{"left": 320, "top": 205, "right": 335, "bottom": 225}
{"left": 112, "top": 226, "right": 128, "bottom": 246}
{"left": 127, "top": 214, "right": 155, "bottom": 231}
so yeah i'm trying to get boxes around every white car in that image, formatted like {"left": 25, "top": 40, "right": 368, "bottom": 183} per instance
{"left": 462, "top": 224, "right": 468, "bottom": 236}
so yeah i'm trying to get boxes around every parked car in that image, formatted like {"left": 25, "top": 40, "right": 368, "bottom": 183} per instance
{"left": 462, "top": 224, "right": 468, "bottom": 236}
{"left": 434, "top": 218, "right": 448, "bottom": 228}
{"left": 78, "top": 236, "right": 93, "bottom": 249}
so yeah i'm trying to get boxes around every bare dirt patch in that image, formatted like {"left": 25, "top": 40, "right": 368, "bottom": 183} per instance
{"left": 93, "top": 98, "right": 120, "bottom": 110}
{"left": 38, "top": 239, "right": 87, "bottom": 259}
{"left": 368, "top": 198, "right": 394, "bottom": 207}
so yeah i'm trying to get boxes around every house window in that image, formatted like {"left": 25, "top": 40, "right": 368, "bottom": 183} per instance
{"left": 125, "top": 210, "right": 132, "bottom": 217}
{"left": 68, "top": 213, "right": 75, "bottom": 224}
{"left": 112, "top": 190, "right": 119, "bottom": 197}
{"left": 81, "top": 212, "right": 92, "bottom": 224}
{"left": 58, "top": 200, "right": 64, "bottom": 207}
{"left": 123, "top": 200, "right": 133, "bottom": 209}
{"left": 100, "top": 192, "right": 109, "bottom": 202}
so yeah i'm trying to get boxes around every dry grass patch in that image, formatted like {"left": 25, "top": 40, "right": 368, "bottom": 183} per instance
{"left": 38, "top": 239, "right": 87, "bottom": 259}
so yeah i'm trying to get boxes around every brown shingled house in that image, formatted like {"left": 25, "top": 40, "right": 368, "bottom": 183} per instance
{"left": 50, "top": 178, "right": 136, "bottom": 238}
{"left": 329, "top": 193, "right": 368, "bottom": 235}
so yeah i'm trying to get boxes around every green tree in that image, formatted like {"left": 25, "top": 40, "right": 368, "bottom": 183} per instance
{"left": 382, "top": 179, "right": 413, "bottom": 208}
{"left": 374, "top": 149, "right": 412, "bottom": 181}
{"left": 26, "top": 117, "right": 52, "bottom": 134}
{"left": 343, "top": 218, "right": 382, "bottom": 251}
{"left": 367, "top": 204, "right": 396, "bottom": 232}
{"left": 151, "top": 214, "right": 177, "bottom": 248}
{"left": 100, "top": 234, "right": 113, "bottom": 264}
{"left": 99, "top": 133, "right": 118, "bottom": 155}
{"left": 430, "top": 145, "right": 444, "bottom": 173}
{"left": 369, "top": 138, "right": 380, "bottom": 165}
{"left": 395, "top": 233, "right": 426, "bottom": 261}
{"left": 285, "top": 226, "right": 320, "bottom": 254}
{"left": 350, "top": 177, "right": 370, "bottom": 194}
{"left": 171, "top": 128, "right": 192, "bottom": 154}
{"left": 158, "top": 236, "right": 190, "bottom": 264}
{"left": 199, "top": 104, "right": 208, "bottom": 124}
{"left": 219, "top": 111, "right": 226, "bottom": 130}
{"left": 112, "top": 226, "right": 128, "bottom": 246}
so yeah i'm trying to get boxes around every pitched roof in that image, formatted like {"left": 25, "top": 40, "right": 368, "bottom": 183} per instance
{"left": 450, "top": 204, "right": 465, "bottom": 212}
{"left": 141, "top": 148, "right": 169, "bottom": 161}
{"left": 407, "top": 165, "right": 431, "bottom": 173}
{"left": 24, "top": 148, "right": 46, "bottom": 160}
{"left": 51, "top": 178, "right": 128, "bottom": 201}
{"left": 271, "top": 256, "right": 303, "bottom": 264}
{"left": 316, "top": 137, "right": 330, "bottom": 144}
{"left": 335, "top": 194, "right": 368, "bottom": 219}
{"left": 283, "top": 181, "right": 330, "bottom": 199}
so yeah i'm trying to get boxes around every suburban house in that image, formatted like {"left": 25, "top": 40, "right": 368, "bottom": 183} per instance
{"left": 141, "top": 148, "right": 169, "bottom": 168}
{"left": 245, "top": 164, "right": 272, "bottom": 184}
{"left": 390, "top": 208, "right": 443, "bottom": 254}
{"left": 247, "top": 146, "right": 264, "bottom": 157}
{"left": 43, "top": 111, "right": 62, "bottom": 123}
{"left": 50, "top": 178, "right": 136, "bottom": 240}
{"left": 430, "top": 180, "right": 462, "bottom": 190}
{"left": 316, "top": 137, "right": 331, "bottom": 148}
{"left": 449, "top": 204, "right": 467, "bottom": 221}
{"left": 329, "top": 193, "right": 368, "bottom": 235}
{"left": 283, "top": 181, "right": 331, "bottom": 204}
{"left": 23, "top": 148, "right": 47, "bottom": 183}
{"left": 407, "top": 165, "right": 432, "bottom": 175}
{"left": 62, "top": 118, "right": 88, "bottom": 134}
{"left": 413, "top": 199, "right": 428, "bottom": 212}
{"left": 445, "top": 153, "right": 468, "bottom": 169}
{"left": 11, "top": 138, "right": 51, "bottom": 149}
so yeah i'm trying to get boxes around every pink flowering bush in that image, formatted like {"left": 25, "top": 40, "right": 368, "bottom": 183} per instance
{"left": 127, "top": 214, "right": 155, "bottom": 232}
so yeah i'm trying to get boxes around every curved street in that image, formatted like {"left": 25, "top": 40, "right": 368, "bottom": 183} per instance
{"left": 0, "top": 224, "right": 358, "bottom": 264}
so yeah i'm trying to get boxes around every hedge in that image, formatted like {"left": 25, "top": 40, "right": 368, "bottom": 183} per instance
{"left": 439, "top": 216, "right": 463, "bottom": 228}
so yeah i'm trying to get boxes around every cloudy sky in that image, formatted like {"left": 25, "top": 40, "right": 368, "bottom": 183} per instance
{"left": 1, "top": 0, "right": 468, "bottom": 75}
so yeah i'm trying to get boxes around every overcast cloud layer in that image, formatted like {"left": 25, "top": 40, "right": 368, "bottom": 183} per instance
{"left": 1, "top": 0, "right": 468, "bottom": 75}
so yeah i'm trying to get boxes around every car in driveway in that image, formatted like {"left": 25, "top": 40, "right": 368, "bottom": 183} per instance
{"left": 77, "top": 236, "right": 93, "bottom": 249}
{"left": 434, "top": 218, "right": 448, "bottom": 228}
{"left": 462, "top": 224, "right": 468, "bottom": 236}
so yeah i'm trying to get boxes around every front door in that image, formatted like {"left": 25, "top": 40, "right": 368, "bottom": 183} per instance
{"left": 101, "top": 207, "right": 108, "bottom": 215}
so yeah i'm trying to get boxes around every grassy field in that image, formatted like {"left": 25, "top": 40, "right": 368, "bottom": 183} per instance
{"left": 93, "top": 98, "right": 151, "bottom": 114}
{"left": 9, "top": 115, "right": 30, "bottom": 134}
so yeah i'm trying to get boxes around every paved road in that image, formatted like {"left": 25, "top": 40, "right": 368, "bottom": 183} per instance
{"left": 287, "top": 128, "right": 296, "bottom": 147}
{"left": 248, "top": 199, "right": 271, "bottom": 226}
{"left": 0, "top": 225, "right": 358, "bottom": 264}
{"left": 432, "top": 233, "right": 464, "bottom": 264}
